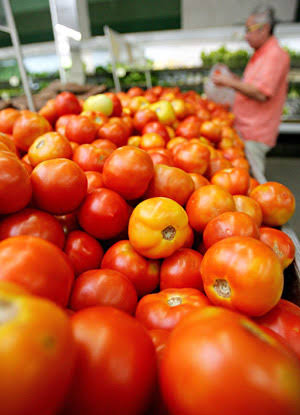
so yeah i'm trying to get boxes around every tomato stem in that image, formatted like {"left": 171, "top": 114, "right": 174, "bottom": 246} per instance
{"left": 213, "top": 279, "right": 231, "bottom": 298}
{"left": 162, "top": 225, "right": 176, "bottom": 241}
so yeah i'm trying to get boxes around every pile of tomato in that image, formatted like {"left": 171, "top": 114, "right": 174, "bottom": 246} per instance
{"left": 0, "top": 85, "right": 299, "bottom": 415}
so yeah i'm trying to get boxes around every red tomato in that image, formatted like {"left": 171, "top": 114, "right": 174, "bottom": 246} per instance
{"left": 160, "top": 307, "right": 300, "bottom": 415}
{"left": 55, "top": 91, "right": 81, "bottom": 116}
{"left": 233, "top": 194, "right": 263, "bottom": 227}
{"left": 0, "top": 208, "right": 65, "bottom": 249}
{"left": 0, "top": 108, "right": 20, "bottom": 134}
{"left": 142, "top": 121, "right": 170, "bottom": 143}
{"left": 55, "top": 212, "right": 79, "bottom": 235}
{"left": 203, "top": 211, "right": 259, "bottom": 249}
{"left": 133, "top": 108, "right": 158, "bottom": 132}
{"left": 148, "top": 329, "right": 170, "bottom": 365}
{"left": 102, "top": 146, "right": 154, "bottom": 200}
{"left": 13, "top": 111, "right": 51, "bottom": 151}
{"left": 101, "top": 240, "right": 160, "bottom": 297}
{"left": 186, "top": 185, "right": 235, "bottom": 233}
{"left": 64, "top": 230, "right": 103, "bottom": 276}
{"left": 65, "top": 307, "right": 156, "bottom": 415}
{"left": 255, "top": 299, "right": 300, "bottom": 360}
{"left": 127, "top": 86, "right": 145, "bottom": 97}
{"left": 0, "top": 132, "right": 17, "bottom": 154}
{"left": 31, "top": 158, "right": 87, "bottom": 215}
{"left": 104, "top": 92, "right": 122, "bottom": 116}
{"left": 70, "top": 269, "right": 137, "bottom": 314}
{"left": 188, "top": 173, "right": 210, "bottom": 190}
{"left": 175, "top": 115, "right": 202, "bottom": 139}
{"left": 73, "top": 144, "right": 112, "bottom": 172}
{"left": 0, "top": 235, "right": 74, "bottom": 306}
{"left": 0, "top": 151, "right": 32, "bottom": 215}
{"left": 206, "top": 156, "right": 232, "bottom": 179}
{"left": 211, "top": 167, "right": 250, "bottom": 195}
{"left": 259, "top": 227, "right": 295, "bottom": 269}
{"left": 160, "top": 248, "right": 204, "bottom": 291}
{"left": 248, "top": 177, "right": 260, "bottom": 194}
{"left": 85, "top": 171, "right": 103, "bottom": 193}
{"left": 65, "top": 115, "right": 98, "bottom": 144}
{"left": 135, "top": 288, "right": 210, "bottom": 330}
{"left": 201, "top": 236, "right": 283, "bottom": 316}
{"left": 92, "top": 138, "right": 117, "bottom": 152}
{"left": 145, "top": 164, "right": 194, "bottom": 206}
{"left": 55, "top": 114, "right": 75, "bottom": 135}
{"left": 39, "top": 98, "right": 59, "bottom": 125}
{"left": 232, "top": 156, "right": 250, "bottom": 171}
{"left": 250, "top": 182, "right": 296, "bottom": 226}
{"left": 173, "top": 142, "right": 210, "bottom": 175}
{"left": 78, "top": 188, "right": 130, "bottom": 240}
{"left": 98, "top": 120, "right": 129, "bottom": 147}
{"left": 0, "top": 289, "right": 76, "bottom": 415}
{"left": 200, "top": 120, "right": 222, "bottom": 143}
{"left": 222, "top": 146, "right": 245, "bottom": 161}
{"left": 147, "top": 148, "right": 174, "bottom": 166}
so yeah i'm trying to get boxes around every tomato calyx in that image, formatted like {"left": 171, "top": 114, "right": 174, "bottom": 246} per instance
{"left": 167, "top": 296, "right": 183, "bottom": 307}
{"left": 162, "top": 225, "right": 176, "bottom": 241}
{"left": 0, "top": 298, "right": 18, "bottom": 324}
{"left": 213, "top": 279, "right": 231, "bottom": 298}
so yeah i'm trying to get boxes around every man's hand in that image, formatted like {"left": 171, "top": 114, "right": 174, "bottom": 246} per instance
{"left": 212, "top": 73, "right": 234, "bottom": 88}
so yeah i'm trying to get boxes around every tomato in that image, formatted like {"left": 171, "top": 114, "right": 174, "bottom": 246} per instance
{"left": 206, "top": 156, "right": 232, "bottom": 179}
{"left": 31, "top": 158, "right": 87, "bottom": 215}
{"left": 85, "top": 171, "right": 103, "bottom": 193}
{"left": 233, "top": 194, "right": 263, "bottom": 227}
{"left": 64, "top": 230, "right": 103, "bottom": 276}
{"left": 129, "top": 197, "right": 190, "bottom": 259}
{"left": 188, "top": 173, "right": 209, "bottom": 190}
{"left": 167, "top": 137, "right": 187, "bottom": 152}
{"left": 222, "top": 146, "right": 245, "bottom": 161}
{"left": 186, "top": 185, "right": 235, "bottom": 233}
{"left": 55, "top": 91, "right": 81, "bottom": 116}
{"left": 98, "top": 120, "right": 129, "bottom": 147}
{"left": 142, "top": 121, "right": 170, "bottom": 143}
{"left": 101, "top": 240, "right": 159, "bottom": 297}
{"left": 250, "top": 182, "right": 296, "bottom": 226}
{"left": 28, "top": 131, "right": 72, "bottom": 166}
{"left": 200, "top": 120, "right": 222, "bottom": 143}
{"left": 201, "top": 236, "right": 283, "bottom": 316}
{"left": 211, "top": 167, "right": 250, "bottom": 195}
{"left": 136, "top": 288, "right": 210, "bottom": 330}
{"left": 55, "top": 212, "right": 79, "bottom": 235}
{"left": 104, "top": 92, "right": 122, "bottom": 116}
{"left": 121, "top": 114, "right": 134, "bottom": 136}
{"left": 259, "top": 227, "right": 295, "bottom": 269}
{"left": 140, "top": 132, "right": 165, "bottom": 150}
{"left": 72, "top": 143, "right": 112, "bottom": 172}
{"left": 0, "top": 151, "right": 32, "bottom": 215}
{"left": 255, "top": 299, "right": 300, "bottom": 360}
{"left": 175, "top": 115, "right": 202, "bottom": 139}
{"left": 0, "top": 235, "right": 74, "bottom": 306}
{"left": 0, "top": 289, "right": 75, "bottom": 415}
{"left": 203, "top": 211, "right": 259, "bottom": 249}
{"left": 133, "top": 108, "right": 158, "bottom": 132}
{"left": 231, "top": 156, "right": 250, "bottom": 171}
{"left": 160, "top": 307, "right": 300, "bottom": 415}
{"left": 148, "top": 329, "right": 170, "bottom": 365}
{"left": 128, "top": 86, "right": 145, "bottom": 97}
{"left": 78, "top": 188, "right": 130, "bottom": 240}
{"left": 13, "top": 111, "right": 51, "bottom": 151}
{"left": 102, "top": 146, "right": 154, "bottom": 200}
{"left": 248, "top": 177, "right": 260, "bottom": 194}
{"left": 0, "top": 108, "right": 20, "bottom": 134}
{"left": 173, "top": 141, "right": 210, "bottom": 175}
{"left": 70, "top": 269, "right": 137, "bottom": 314}
{"left": 0, "top": 132, "right": 17, "bottom": 154}
{"left": 147, "top": 148, "right": 174, "bottom": 166}
{"left": 64, "top": 307, "right": 156, "bottom": 415}
{"left": 55, "top": 114, "right": 75, "bottom": 135}
{"left": 145, "top": 164, "right": 194, "bottom": 206}
{"left": 0, "top": 208, "right": 65, "bottom": 249}
{"left": 39, "top": 98, "right": 59, "bottom": 125}
{"left": 64, "top": 115, "right": 97, "bottom": 144}
{"left": 92, "top": 138, "right": 117, "bottom": 152}
{"left": 160, "top": 248, "right": 203, "bottom": 291}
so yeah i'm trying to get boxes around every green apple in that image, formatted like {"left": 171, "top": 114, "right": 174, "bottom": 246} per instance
{"left": 83, "top": 94, "right": 113, "bottom": 116}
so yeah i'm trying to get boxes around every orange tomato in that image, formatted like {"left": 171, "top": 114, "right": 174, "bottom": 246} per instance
{"left": 173, "top": 142, "right": 210, "bottom": 175}
{"left": 13, "top": 111, "right": 51, "bottom": 151}
{"left": 140, "top": 132, "right": 165, "bottom": 150}
{"left": 201, "top": 236, "right": 283, "bottom": 316}
{"left": 28, "top": 131, "right": 72, "bottom": 166}
{"left": 128, "top": 197, "right": 190, "bottom": 259}
{"left": 259, "top": 227, "right": 295, "bottom": 269}
{"left": 211, "top": 167, "right": 250, "bottom": 195}
{"left": 233, "top": 194, "right": 263, "bottom": 227}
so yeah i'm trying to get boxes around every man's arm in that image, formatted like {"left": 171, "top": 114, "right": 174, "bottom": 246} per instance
{"left": 212, "top": 73, "right": 268, "bottom": 102}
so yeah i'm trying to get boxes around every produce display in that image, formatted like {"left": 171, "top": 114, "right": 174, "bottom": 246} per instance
{"left": 0, "top": 85, "right": 299, "bottom": 415}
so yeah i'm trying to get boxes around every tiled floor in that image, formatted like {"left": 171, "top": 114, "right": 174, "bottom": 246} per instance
{"left": 265, "top": 157, "right": 300, "bottom": 238}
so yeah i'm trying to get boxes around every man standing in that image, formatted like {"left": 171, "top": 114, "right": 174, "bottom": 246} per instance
{"left": 213, "top": 6, "right": 290, "bottom": 179}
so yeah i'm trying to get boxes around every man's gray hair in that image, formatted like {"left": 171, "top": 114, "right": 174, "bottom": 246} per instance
{"left": 251, "top": 5, "right": 276, "bottom": 34}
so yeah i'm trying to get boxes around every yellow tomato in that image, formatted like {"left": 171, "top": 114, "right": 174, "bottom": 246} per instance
{"left": 128, "top": 197, "right": 190, "bottom": 259}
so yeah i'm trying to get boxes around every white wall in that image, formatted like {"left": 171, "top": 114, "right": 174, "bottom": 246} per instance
{"left": 182, "top": 0, "right": 298, "bottom": 29}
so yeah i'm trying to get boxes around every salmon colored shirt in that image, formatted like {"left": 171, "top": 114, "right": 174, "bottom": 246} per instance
{"left": 233, "top": 36, "right": 290, "bottom": 147}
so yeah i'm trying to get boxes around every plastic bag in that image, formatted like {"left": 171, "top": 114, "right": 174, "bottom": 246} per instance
{"left": 204, "top": 64, "right": 236, "bottom": 107}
